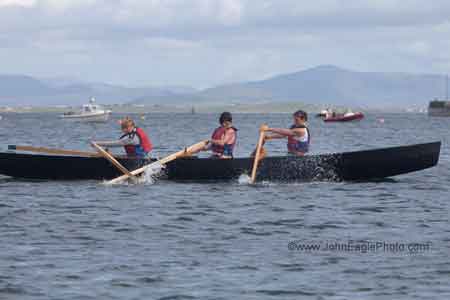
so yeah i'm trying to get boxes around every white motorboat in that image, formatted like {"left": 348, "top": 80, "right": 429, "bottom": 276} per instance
{"left": 60, "top": 98, "right": 111, "bottom": 122}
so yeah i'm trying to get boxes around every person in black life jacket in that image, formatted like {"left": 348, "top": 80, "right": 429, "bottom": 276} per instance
{"left": 264, "top": 110, "right": 310, "bottom": 156}
{"left": 207, "top": 112, "right": 238, "bottom": 159}
{"left": 95, "top": 117, "right": 153, "bottom": 158}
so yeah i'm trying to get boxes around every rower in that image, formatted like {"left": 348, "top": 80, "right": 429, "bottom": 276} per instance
{"left": 95, "top": 117, "right": 153, "bottom": 158}
{"left": 264, "top": 110, "right": 310, "bottom": 156}
{"left": 209, "top": 112, "right": 238, "bottom": 159}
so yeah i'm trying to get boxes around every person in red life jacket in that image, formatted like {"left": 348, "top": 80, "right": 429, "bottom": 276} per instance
{"left": 208, "top": 112, "right": 238, "bottom": 158}
{"left": 264, "top": 110, "right": 310, "bottom": 156}
{"left": 95, "top": 117, "right": 153, "bottom": 158}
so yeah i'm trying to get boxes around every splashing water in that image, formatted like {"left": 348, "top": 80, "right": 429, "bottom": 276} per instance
{"left": 137, "top": 162, "right": 164, "bottom": 184}
{"left": 238, "top": 174, "right": 251, "bottom": 184}
{"left": 102, "top": 162, "right": 165, "bottom": 186}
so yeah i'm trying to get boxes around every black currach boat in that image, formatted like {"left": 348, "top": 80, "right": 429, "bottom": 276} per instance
{"left": 0, "top": 142, "right": 441, "bottom": 182}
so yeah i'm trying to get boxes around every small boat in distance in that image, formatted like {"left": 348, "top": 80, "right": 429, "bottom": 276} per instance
{"left": 428, "top": 100, "right": 450, "bottom": 117}
{"left": 60, "top": 98, "right": 112, "bottom": 122}
{"left": 428, "top": 75, "right": 450, "bottom": 117}
{"left": 323, "top": 110, "right": 364, "bottom": 122}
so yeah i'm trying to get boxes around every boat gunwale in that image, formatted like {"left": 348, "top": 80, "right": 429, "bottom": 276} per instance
{"left": 0, "top": 141, "right": 441, "bottom": 161}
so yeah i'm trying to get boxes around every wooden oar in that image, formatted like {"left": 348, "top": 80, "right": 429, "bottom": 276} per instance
{"left": 8, "top": 145, "right": 100, "bottom": 157}
{"left": 91, "top": 142, "right": 136, "bottom": 180}
{"left": 250, "top": 124, "right": 268, "bottom": 184}
{"left": 106, "top": 140, "right": 209, "bottom": 185}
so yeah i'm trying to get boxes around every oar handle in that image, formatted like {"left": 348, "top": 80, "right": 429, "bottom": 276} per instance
{"left": 91, "top": 142, "right": 135, "bottom": 178}
{"left": 8, "top": 145, "right": 100, "bottom": 157}
{"left": 250, "top": 124, "right": 268, "bottom": 183}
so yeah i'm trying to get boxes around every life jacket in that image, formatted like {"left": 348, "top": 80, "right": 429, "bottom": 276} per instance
{"left": 121, "top": 127, "right": 153, "bottom": 157}
{"left": 287, "top": 124, "right": 310, "bottom": 154}
{"left": 211, "top": 126, "right": 237, "bottom": 157}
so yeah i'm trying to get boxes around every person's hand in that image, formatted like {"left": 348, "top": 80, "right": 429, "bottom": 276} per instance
{"left": 180, "top": 148, "right": 192, "bottom": 157}
{"left": 201, "top": 141, "right": 211, "bottom": 151}
{"left": 260, "top": 124, "right": 269, "bottom": 132}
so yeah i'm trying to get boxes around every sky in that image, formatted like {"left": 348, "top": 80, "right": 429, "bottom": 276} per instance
{"left": 1, "top": 0, "right": 450, "bottom": 88}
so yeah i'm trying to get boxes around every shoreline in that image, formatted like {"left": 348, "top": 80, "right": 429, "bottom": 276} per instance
{"left": 0, "top": 103, "right": 425, "bottom": 114}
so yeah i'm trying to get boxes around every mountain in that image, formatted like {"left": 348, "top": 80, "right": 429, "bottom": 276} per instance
{"left": 193, "top": 65, "right": 445, "bottom": 108}
{"left": 0, "top": 75, "right": 196, "bottom": 106}
{"left": 0, "top": 75, "right": 55, "bottom": 98}
{"left": 131, "top": 65, "right": 445, "bottom": 108}
{"left": 1, "top": 66, "right": 446, "bottom": 108}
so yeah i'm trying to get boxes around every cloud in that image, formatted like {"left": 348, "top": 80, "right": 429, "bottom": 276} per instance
{"left": 1, "top": 0, "right": 450, "bottom": 87}
{"left": 0, "top": 0, "right": 35, "bottom": 7}
{"left": 38, "top": 0, "right": 97, "bottom": 14}
{"left": 3, "top": 1, "right": 450, "bottom": 38}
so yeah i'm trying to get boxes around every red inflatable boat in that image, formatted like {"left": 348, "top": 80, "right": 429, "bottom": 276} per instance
{"left": 324, "top": 112, "right": 364, "bottom": 122}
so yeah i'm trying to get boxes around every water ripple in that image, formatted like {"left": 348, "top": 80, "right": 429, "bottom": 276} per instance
{"left": 0, "top": 113, "right": 449, "bottom": 299}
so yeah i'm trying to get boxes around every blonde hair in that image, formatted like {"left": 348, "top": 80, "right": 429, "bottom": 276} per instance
{"left": 120, "top": 117, "right": 135, "bottom": 129}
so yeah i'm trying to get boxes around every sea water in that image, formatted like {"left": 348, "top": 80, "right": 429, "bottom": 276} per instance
{"left": 0, "top": 112, "right": 449, "bottom": 299}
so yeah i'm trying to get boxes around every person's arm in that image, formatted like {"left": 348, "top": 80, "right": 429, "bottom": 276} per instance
{"left": 267, "top": 128, "right": 295, "bottom": 137}
{"left": 94, "top": 136, "right": 138, "bottom": 148}
{"left": 265, "top": 133, "right": 285, "bottom": 140}
{"left": 223, "top": 129, "right": 236, "bottom": 145}
{"left": 94, "top": 140, "right": 125, "bottom": 148}
{"left": 267, "top": 128, "right": 305, "bottom": 138}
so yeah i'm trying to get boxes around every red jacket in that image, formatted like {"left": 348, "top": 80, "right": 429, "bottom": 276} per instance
{"left": 122, "top": 127, "right": 153, "bottom": 156}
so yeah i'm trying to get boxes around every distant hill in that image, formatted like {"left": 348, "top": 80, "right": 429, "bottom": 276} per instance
{"left": 1, "top": 66, "right": 446, "bottom": 108}
{"left": 194, "top": 65, "right": 445, "bottom": 108}
{"left": 132, "top": 65, "right": 446, "bottom": 108}
{"left": 0, "top": 75, "right": 196, "bottom": 106}
{"left": 0, "top": 75, "right": 54, "bottom": 98}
